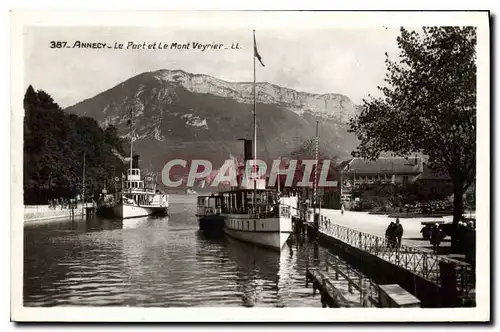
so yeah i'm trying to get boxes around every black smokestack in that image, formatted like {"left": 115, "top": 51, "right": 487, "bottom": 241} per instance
{"left": 132, "top": 155, "right": 140, "bottom": 168}
{"left": 244, "top": 139, "right": 253, "bottom": 162}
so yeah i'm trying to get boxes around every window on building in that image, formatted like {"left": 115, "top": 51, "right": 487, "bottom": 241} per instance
{"left": 403, "top": 175, "right": 409, "bottom": 183}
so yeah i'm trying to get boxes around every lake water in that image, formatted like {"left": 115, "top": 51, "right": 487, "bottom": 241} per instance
{"left": 23, "top": 195, "right": 328, "bottom": 307}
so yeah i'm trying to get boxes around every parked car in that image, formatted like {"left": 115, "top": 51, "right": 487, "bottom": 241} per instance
{"left": 420, "top": 221, "right": 451, "bottom": 240}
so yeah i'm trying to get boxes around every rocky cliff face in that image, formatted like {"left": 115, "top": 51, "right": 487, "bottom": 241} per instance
{"left": 65, "top": 69, "right": 360, "bottom": 176}
{"left": 151, "top": 70, "right": 359, "bottom": 123}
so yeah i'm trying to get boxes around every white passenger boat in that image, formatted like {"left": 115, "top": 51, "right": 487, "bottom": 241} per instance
{"left": 113, "top": 168, "right": 168, "bottom": 219}
{"left": 107, "top": 102, "right": 168, "bottom": 219}
{"left": 196, "top": 30, "right": 298, "bottom": 250}
{"left": 221, "top": 186, "right": 298, "bottom": 250}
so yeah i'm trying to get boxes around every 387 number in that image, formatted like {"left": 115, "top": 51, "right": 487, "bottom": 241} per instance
{"left": 49, "top": 41, "right": 68, "bottom": 48}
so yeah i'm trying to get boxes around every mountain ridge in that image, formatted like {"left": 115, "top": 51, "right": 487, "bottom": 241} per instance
{"left": 65, "top": 69, "right": 361, "bottom": 175}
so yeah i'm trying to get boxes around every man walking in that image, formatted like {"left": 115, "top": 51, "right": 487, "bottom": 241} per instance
{"left": 385, "top": 221, "right": 396, "bottom": 249}
{"left": 430, "top": 223, "right": 441, "bottom": 254}
{"left": 394, "top": 218, "right": 404, "bottom": 249}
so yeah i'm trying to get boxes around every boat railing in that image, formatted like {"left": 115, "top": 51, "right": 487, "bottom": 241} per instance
{"left": 220, "top": 204, "right": 292, "bottom": 219}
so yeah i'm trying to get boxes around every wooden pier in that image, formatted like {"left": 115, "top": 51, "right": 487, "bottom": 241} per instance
{"left": 305, "top": 248, "right": 420, "bottom": 308}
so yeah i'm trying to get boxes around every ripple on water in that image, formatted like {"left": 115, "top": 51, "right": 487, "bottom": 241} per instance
{"left": 24, "top": 199, "right": 338, "bottom": 307}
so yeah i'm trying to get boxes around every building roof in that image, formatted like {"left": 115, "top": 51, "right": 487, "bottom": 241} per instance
{"left": 343, "top": 157, "right": 423, "bottom": 175}
{"left": 417, "top": 163, "right": 451, "bottom": 181}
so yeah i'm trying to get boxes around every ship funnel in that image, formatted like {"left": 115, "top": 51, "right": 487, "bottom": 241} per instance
{"left": 237, "top": 138, "right": 253, "bottom": 162}
{"left": 244, "top": 139, "right": 253, "bottom": 162}
{"left": 132, "top": 155, "right": 140, "bottom": 168}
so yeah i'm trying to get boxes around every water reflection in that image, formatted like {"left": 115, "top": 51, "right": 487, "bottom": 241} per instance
{"left": 121, "top": 216, "right": 168, "bottom": 230}
{"left": 224, "top": 236, "right": 280, "bottom": 307}
{"left": 24, "top": 195, "right": 323, "bottom": 307}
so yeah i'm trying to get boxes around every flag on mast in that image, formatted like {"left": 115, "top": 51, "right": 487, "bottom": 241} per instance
{"left": 254, "top": 33, "right": 265, "bottom": 67}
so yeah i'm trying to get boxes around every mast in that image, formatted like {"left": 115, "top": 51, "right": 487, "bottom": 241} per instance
{"left": 128, "top": 107, "right": 134, "bottom": 195}
{"left": 277, "top": 159, "right": 280, "bottom": 194}
{"left": 129, "top": 107, "right": 134, "bottom": 171}
{"left": 253, "top": 29, "right": 257, "bottom": 212}
{"left": 82, "top": 151, "right": 85, "bottom": 217}
{"left": 313, "top": 120, "right": 319, "bottom": 220}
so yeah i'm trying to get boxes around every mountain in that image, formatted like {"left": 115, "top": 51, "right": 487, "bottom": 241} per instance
{"left": 65, "top": 69, "right": 361, "bottom": 180}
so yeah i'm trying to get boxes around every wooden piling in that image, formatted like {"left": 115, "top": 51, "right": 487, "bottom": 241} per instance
{"left": 305, "top": 260, "right": 309, "bottom": 288}
{"left": 321, "top": 279, "right": 327, "bottom": 308}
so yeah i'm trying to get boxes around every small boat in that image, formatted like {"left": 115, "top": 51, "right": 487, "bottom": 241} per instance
{"left": 196, "top": 195, "right": 225, "bottom": 237}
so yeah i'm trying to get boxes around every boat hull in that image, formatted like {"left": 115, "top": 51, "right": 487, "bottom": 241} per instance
{"left": 223, "top": 214, "right": 292, "bottom": 250}
{"left": 224, "top": 227, "right": 291, "bottom": 251}
{"left": 198, "top": 214, "right": 225, "bottom": 237}
{"left": 113, "top": 203, "right": 168, "bottom": 219}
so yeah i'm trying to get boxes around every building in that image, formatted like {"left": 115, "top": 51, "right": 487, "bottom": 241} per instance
{"left": 340, "top": 156, "right": 475, "bottom": 209}
{"left": 342, "top": 157, "right": 423, "bottom": 193}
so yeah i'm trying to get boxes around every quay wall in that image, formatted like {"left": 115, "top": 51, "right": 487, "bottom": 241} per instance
{"left": 24, "top": 205, "right": 84, "bottom": 222}
{"left": 316, "top": 230, "right": 444, "bottom": 308}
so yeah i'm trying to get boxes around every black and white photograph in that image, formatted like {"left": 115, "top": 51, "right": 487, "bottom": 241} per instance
{"left": 10, "top": 10, "right": 490, "bottom": 322}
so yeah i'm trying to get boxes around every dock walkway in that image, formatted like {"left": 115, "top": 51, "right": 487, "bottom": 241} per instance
{"left": 304, "top": 247, "right": 421, "bottom": 308}
{"left": 305, "top": 250, "right": 381, "bottom": 307}
{"left": 317, "top": 215, "right": 474, "bottom": 296}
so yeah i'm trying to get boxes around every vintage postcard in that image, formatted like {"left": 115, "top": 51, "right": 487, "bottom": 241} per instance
{"left": 10, "top": 10, "right": 490, "bottom": 322}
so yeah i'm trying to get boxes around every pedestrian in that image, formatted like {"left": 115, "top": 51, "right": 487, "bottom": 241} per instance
{"left": 394, "top": 218, "right": 404, "bottom": 249}
{"left": 465, "top": 221, "right": 476, "bottom": 268}
{"left": 430, "top": 223, "right": 441, "bottom": 254}
{"left": 341, "top": 203, "right": 345, "bottom": 215}
{"left": 385, "top": 221, "right": 396, "bottom": 249}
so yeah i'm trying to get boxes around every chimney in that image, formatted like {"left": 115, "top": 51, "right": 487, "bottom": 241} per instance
{"left": 244, "top": 139, "right": 253, "bottom": 162}
{"left": 132, "top": 155, "right": 140, "bottom": 169}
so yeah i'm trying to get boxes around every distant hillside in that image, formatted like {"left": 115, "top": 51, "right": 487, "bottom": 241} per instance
{"left": 65, "top": 69, "right": 361, "bottom": 178}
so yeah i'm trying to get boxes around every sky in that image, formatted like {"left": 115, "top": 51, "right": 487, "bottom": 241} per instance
{"left": 24, "top": 26, "right": 402, "bottom": 107}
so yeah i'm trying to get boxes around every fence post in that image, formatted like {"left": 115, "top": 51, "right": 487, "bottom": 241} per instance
{"left": 439, "top": 260, "right": 459, "bottom": 307}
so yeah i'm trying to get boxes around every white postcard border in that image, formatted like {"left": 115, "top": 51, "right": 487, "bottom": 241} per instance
{"left": 10, "top": 10, "right": 490, "bottom": 322}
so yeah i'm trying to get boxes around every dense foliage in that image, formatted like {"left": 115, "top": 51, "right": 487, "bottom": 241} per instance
{"left": 350, "top": 182, "right": 454, "bottom": 212}
{"left": 348, "top": 27, "right": 476, "bottom": 238}
{"left": 23, "top": 85, "right": 127, "bottom": 204}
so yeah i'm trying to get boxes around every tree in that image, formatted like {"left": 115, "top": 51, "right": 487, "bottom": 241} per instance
{"left": 348, "top": 27, "right": 476, "bottom": 249}
{"left": 23, "top": 86, "right": 127, "bottom": 204}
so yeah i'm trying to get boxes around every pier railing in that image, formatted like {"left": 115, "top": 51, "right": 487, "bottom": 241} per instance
{"left": 318, "top": 217, "right": 474, "bottom": 296}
